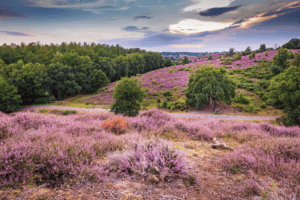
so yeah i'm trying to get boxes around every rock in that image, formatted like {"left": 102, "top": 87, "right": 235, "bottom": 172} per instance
{"left": 147, "top": 175, "right": 159, "bottom": 184}
{"left": 120, "top": 193, "right": 143, "bottom": 200}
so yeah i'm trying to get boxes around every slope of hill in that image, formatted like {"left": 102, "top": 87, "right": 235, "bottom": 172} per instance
{"left": 71, "top": 49, "right": 299, "bottom": 116}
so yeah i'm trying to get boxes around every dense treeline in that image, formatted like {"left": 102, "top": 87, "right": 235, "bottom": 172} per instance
{"left": 0, "top": 42, "right": 167, "bottom": 112}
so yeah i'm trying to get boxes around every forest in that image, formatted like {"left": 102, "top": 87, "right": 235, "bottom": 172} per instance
{"left": 0, "top": 42, "right": 176, "bottom": 112}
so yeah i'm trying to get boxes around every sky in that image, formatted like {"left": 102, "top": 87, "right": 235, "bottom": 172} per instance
{"left": 0, "top": 0, "right": 300, "bottom": 52}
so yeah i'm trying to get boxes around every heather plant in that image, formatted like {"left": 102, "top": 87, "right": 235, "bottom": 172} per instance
{"left": 108, "top": 138, "right": 193, "bottom": 180}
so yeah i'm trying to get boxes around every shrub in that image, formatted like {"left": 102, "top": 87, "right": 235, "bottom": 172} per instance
{"left": 152, "top": 80, "right": 156, "bottom": 84}
{"left": 153, "top": 91, "right": 158, "bottom": 96}
{"left": 63, "top": 110, "right": 77, "bottom": 115}
{"left": 163, "top": 90, "right": 173, "bottom": 97}
{"left": 156, "top": 98, "right": 161, "bottom": 103}
{"left": 288, "top": 50, "right": 295, "bottom": 59}
{"left": 101, "top": 117, "right": 128, "bottom": 134}
{"left": 260, "top": 102, "right": 267, "bottom": 109}
{"left": 273, "top": 48, "right": 288, "bottom": 69}
{"left": 270, "top": 65, "right": 282, "bottom": 75}
{"left": 234, "top": 91, "right": 250, "bottom": 105}
{"left": 162, "top": 100, "right": 168, "bottom": 108}
{"left": 248, "top": 104, "right": 255, "bottom": 113}
{"left": 108, "top": 139, "right": 193, "bottom": 180}
{"left": 265, "top": 51, "right": 268, "bottom": 56}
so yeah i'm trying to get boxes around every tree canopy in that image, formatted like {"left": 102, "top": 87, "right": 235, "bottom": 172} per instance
{"left": 110, "top": 77, "right": 146, "bottom": 116}
{"left": 185, "top": 66, "right": 236, "bottom": 111}
{"left": 268, "top": 65, "right": 300, "bottom": 126}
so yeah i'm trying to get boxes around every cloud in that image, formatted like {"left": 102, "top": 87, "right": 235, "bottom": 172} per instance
{"left": 170, "top": 43, "right": 205, "bottom": 48}
{"left": 0, "top": 5, "right": 27, "bottom": 18}
{"left": 169, "top": 19, "right": 233, "bottom": 34}
{"left": 183, "top": 0, "right": 232, "bottom": 12}
{"left": 29, "top": 0, "right": 107, "bottom": 9}
{"left": 1, "top": 31, "right": 31, "bottom": 36}
{"left": 122, "top": 26, "right": 149, "bottom": 31}
{"left": 199, "top": 5, "right": 242, "bottom": 17}
{"left": 134, "top": 15, "right": 152, "bottom": 20}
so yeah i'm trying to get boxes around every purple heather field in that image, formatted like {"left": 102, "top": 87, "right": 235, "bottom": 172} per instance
{"left": 1, "top": 109, "right": 300, "bottom": 198}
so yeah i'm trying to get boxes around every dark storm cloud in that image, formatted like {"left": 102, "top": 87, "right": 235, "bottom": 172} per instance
{"left": 134, "top": 16, "right": 152, "bottom": 20}
{"left": 122, "top": 26, "right": 149, "bottom": 31}
{"left": 1, "top": 31, "right": 31, "bottom": 36}
{"left": 0, "top": 5, "right": 27, "bottom": 18}
{"left": 199, "top": 5, "right": 241, "bottom": 17}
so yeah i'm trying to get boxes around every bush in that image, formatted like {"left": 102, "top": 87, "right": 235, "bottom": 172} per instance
{"left": 163, "top": 90, "right": 173, "bottom": 97}
{"left": 260, "top": 102, "right": 267, "bottom": 109}
{"left": 101, "top": 117, "right": 128, "bottom": 134}
{"left": 248, "top": 104, "right": 255, "bottom": 113}
{"left": 156, "top": 98, "right": 161, "bottom": 103}
{"left": 234, "top": 91, "right": 251, "bottom": 105}
{"left": 270, "top": 65, "right": 282, "bottom": 75}
{"left": 152, "top": 80, "right": 156, "bottom": 84}
{"left": 288, "top": 50, "right": 295, "bottom": 59}
{"left": 63, "top": 110, "right": 77, "bottom": 115}
{"left": 273, "top": 48, "right": 288, "bottom": 69}
{"left": 265, "top": 51, "right": 269, "bottom": 56}
{"left": 110, "top": 77, "right": 146, "bottom": 116}
{"left": 162, "top": 100, "right": 168, "bottom": 108}
{"left": 153, "top": 91, "right": 158, "bottom": 96}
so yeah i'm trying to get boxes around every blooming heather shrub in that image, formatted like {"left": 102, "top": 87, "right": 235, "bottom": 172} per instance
{"left": 108, "top": 138, "right": 193, "bottom": 180}
{"left": 222, "top": 137, "right": 300, "bottom": 198}
{"left": 12, "top": 112, "right": 59, "bottom": 130}
{"left": 0, "top": 137, "right": 107, "bottom": 188}
{"left": 101, "top": 117, "right": 128, "bottom": 134}
{"left": 74, "top": 113, "right": 110, "bottom": 122}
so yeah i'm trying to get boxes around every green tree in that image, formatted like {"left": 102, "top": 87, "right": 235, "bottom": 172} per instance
{"left": 47, "top": 63, "right": 82, "bottom": 100}
{"left": 259, "top": 44, "right": 267, "bottom": 52}
{"left": 110, "top": 77, "right": 146, "bottom": 116}
{"left": 229, "top": 48, "right": 235, "bottom": 55}
{"left": 0, "top": 76, "right": 22, "bottom": 113}
{"left": 182, "top": 56, "right": 190, "bottom": 65}
{"left": 164, "top": 58, "right": 176, "bottom": 67}
{"left": 91, "top": 69, "right": 109, "bottom": 91}
{"left": 273, "top": 48, "right": 288, "bottom": 69}
{"left": 185, "top": 66, "right": 236, "bottom": 111}
{"left": 9, "top": 62, "right": 54, "bottom": 105}
{"left": 268, "top": 65, "right": 300, "bottom": 126}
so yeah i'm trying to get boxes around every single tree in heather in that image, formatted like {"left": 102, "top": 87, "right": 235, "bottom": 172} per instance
{"left": 111, "top": 77, "right": 145, "bottom": 116}
{"left": 268, "top": 65, "right": 300, "bottom": 126}
{"left": 185, "top": 66, "right": 236, "bottom": 112}
{"left": 0, "top": 76, "right": 22, "bottom": 113}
